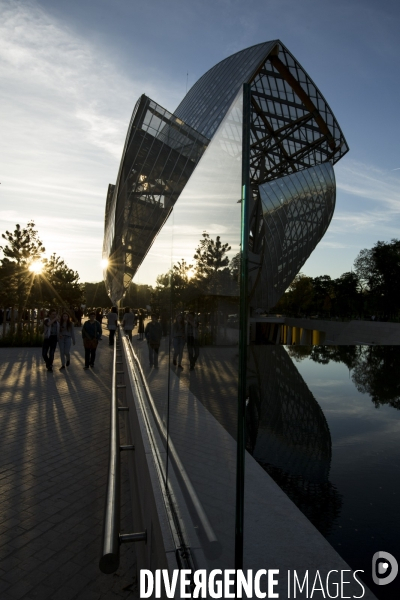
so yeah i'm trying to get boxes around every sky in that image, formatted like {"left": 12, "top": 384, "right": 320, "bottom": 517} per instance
{"left": 1, "top": 0, "right": 400, "bottom": 284}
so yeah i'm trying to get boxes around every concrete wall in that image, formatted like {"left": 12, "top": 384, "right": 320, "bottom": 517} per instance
{"left": 252, "top": 316, "right": 400, "bottom": 344}
{"left": 285, "top": 318, "right": 400, "bottom": 345}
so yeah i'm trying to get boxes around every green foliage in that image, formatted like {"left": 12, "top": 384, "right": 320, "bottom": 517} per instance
{"left": 290, "top": 345, "right": 400, "bottom": 410}
{"left": 193, "top": 232, "right": 231, "bottom": 278}
{"left": 354, "top": 239, "right": 400, "bottom": 316}
{"left": 84, "top": 281, "right": 111, "bottom": 308}
{"left": 0, "top": 221, "right": 45, "bottom": 310}
{"left": 275, "top": 274, "right": 314, "bottom": 316}
{"left": 40, "top": 254, "right": 83, "bottom": 307}
{"left": 0, "top": 221, "right": 84, "bottom": 320}
{"left": 273, "top": 240, "right": 400, "bottom": 320}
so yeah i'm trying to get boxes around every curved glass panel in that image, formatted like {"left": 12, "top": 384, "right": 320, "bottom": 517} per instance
{"left": 131, "top": 89, "right": 243, "bottom": 569}
{"left": 250, "top": 162, "right": 336, "bottom": 310}
{"left": 174, "top": 41, "right": 276, "bottom": 139}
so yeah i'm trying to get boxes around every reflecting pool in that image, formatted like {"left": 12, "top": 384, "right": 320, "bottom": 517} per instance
{"left": 249, "top": 346, "right": 400, "bottom": 599}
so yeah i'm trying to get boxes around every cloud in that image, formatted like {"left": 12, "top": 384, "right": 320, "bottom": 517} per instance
{"left": 318, "top": 241, "right": 349, "bottom": 249}
{"left": 331, "top": 159, "right": 400, "bottom": 238}
{"left": 0, "top": 0, "right": 150, "bottom": 281}
{"left": 0, "top": 0, "right": 136, "bottom": 161}
{"left": 336, "top": 160, "right": 400, "bottom": 213}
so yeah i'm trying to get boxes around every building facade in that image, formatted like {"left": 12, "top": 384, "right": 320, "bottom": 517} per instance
{"left": 102, "top": 41, "right": 349, "bottom": 577}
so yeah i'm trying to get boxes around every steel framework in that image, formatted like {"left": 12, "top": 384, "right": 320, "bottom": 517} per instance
{"left": 103, "top": 40, "right": 348, "bottom": 304}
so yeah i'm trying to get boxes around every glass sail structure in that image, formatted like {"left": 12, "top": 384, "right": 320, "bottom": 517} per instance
{"left": 102, "top": 39, "right": 349, "bottom": 576}
{"left": 103, "top": 95, "right": 209, "bottom": 303}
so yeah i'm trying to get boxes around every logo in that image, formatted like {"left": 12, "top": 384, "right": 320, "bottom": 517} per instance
{"left": 372, "top": 552, "right": 398, "bottom": 586}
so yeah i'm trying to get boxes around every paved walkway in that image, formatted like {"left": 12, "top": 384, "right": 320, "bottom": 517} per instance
{"left": 0, "top": 326, "right": 139, "bottom": 600}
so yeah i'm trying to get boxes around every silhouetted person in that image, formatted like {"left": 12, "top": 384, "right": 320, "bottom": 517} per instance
{"left": 58, "top": 311, "right": 76, "bottom": 370}
{"left": 82, "top": 311, "right": 102, "bottom": 369}
{"left": 145, "top": 314, "right": 162, "bottom": 368}
{"left": 42, "top": 309, "right": 59, "bottom": 372}
{"left": 137, "top": 309, "right": 145, "bottom": 341}
{"left": 186, "top": 312, "right": 199, "bottom": 371}
{"left": 75, "top": 306, "right": 83, "bottom": 326}
{"left": 172, "top": 314, "right": 185, "bottom": 369}
{"left": 122, "top": 306, "right": 135, "bottom": 342}
{"left": 106, "top": 306, "right": 118, "bottom": 346}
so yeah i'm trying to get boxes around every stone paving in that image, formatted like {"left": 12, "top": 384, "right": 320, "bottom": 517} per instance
{"left": 0, "top": 325, "right": 139, "bottom": 600}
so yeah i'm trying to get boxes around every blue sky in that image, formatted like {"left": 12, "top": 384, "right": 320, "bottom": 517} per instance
{"left": 1, "top": 0, "right": 399, "bottom": 283}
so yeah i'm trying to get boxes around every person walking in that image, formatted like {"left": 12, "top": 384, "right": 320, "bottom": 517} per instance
{"left": 42, "top": 309, "right": 59, "bottom": 372}
{"left": 106, "top": 306, "right": 118, "bottom": 346}
{"left": 144, "top": 314, "right": 163, "bottom": 368}
{"left": 186, "top": 312, "right": 200, "bottom": 371}
{"left": 75, "top": 306, "right": 83, "bottom": 326}
{"left": 95, "top": 307, "right": 103, "bottom": 325}
{"left": 137, "top": 309, "right": 145, "bottom": 341}
{"left": 82, "top": 311, "right": 102, "bottom": 369}
{"left": 58, "top": 312, "right": 76, "bottom": 370}
{"left": 122, "top": 306, "right": 135, "bottom": 342}
{"left": 172, "top": 314, "right": 185, "bottom": 369}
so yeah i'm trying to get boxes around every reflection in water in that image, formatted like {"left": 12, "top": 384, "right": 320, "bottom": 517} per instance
{"left": 288, "top": 345, "right": 400, "bottom": 409}
{"left": 247, "top": 346, "right": 342, "bottom": 536}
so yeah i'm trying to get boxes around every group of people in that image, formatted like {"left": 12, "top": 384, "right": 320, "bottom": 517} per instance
{"left": 171, "top": 312, "right": 199, "bottom": 371}
{"left": 42, "top": 309, "right": 102, "bottom": 372}
{"left": 41, "top": 305, "right": 200, "bottom": 373}
{"left": 42, "top": 310, "right": 77, "bottom": 372}
{"left": 136, "top": 311, "right": 199, "bottom": 371}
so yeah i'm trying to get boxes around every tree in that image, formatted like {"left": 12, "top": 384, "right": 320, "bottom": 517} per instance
{"left": 193, "top": 232, "right": 236, "bottom": 297}
{"left": 171, "top": 259, "right": 193, "bottom": 310}
{"left": 299, "top": 345, "right": 400, "bottom": 410}
{"left": 310, "top": 275, "right": 333, "bottom": 316}
{"left": 193, "top": 232, "right": 231, "bottom": 277}
{"left": 0, "top": 222, "right": 45, "bottom": 329}
{"left": 330, "top": 272, "right": 361, "bottom": 318}
{"left": 354, "top": 239, "right": 400, "bottom": 317}
{"left": 0, "top": 221, "right": 85, "bottom": 325}
{"left": 352, "top": 346, "right": 400, "bottom": 409}
{"left": 41, "top": 254, "right": 83, "bottom": 308}
{"left": 124, "top": 282, "right": 152, "bottom": 309}
{"left": 84, "top": 281, "right": 111, "bottom": 308}
{"left": 277, "top": 274, "right": 314, "bottom": 316}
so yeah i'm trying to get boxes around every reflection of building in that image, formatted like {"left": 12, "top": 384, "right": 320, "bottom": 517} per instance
{"left": 103, "top": 40, "right": 348, "bottom": 304}
{"left": 247, "top": 346, "right": 342, "bottom": 536}
{"left": 103, "top": 96, "right": 209, "bottom": 302}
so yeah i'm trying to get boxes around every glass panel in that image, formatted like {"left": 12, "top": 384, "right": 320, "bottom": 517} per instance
{"left": 103, "top": 96, "right": 209, "bottom": 304}
{"left": 132, "top": 89, "right": 243, "bottom": 568}
{"left": 250, "top": 163, "right": 336, "bottom": 315}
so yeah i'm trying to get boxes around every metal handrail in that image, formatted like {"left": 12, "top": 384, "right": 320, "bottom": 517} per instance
{"left": 99, "top": 334, "right": 121, "bottom": 573}
{"left": 122, "top": 335, "right": 218, "bottom": 547}
{"left": 99, "top": 333, "right": 146, "bottom": 575}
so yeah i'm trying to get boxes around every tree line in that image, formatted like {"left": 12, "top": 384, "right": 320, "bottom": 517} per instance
{"left": 86, "top": 231, "right": 238, "bottom": 315}
{"left": 273, "top": 239, "right": 400, "bottom": 320}
{"left": 288, "top": 345, "right": 400, "bottom": 410}
{"left": 3, "top": 218, "right": 398, "bottom": 345}
{"left": 0, "top": 221, "right": 83, "bottom": 342}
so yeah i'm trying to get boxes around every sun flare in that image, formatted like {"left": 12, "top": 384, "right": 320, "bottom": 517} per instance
{"left": 29, "top": 260, "right": 44, "bottom": 274}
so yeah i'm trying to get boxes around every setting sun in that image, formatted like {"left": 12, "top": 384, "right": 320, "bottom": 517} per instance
{"left": 29, "top": 260, "right": 44, "bottom": 274}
